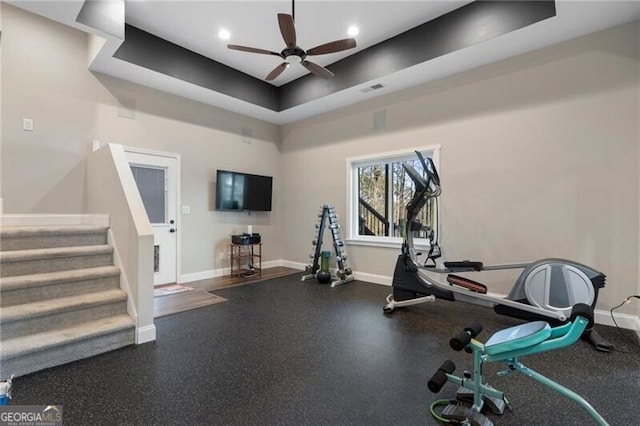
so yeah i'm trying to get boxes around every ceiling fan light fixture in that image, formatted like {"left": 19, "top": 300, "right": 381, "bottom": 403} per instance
{"left": 218, "top": 29, "right": 230, "bottom": 40}
{"left": 285, "top": 55, "right": 302, "bottom": 64}
{"left": 347, "top": 25, "right": 359, "bottom": 37}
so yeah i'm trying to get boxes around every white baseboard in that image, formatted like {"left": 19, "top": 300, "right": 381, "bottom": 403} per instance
{"left": 279, "top": 261, "right": 390, "bottom": 285}
{"left": 594, "top": 309, "right": 640, "bottom": 332}
{"left": 353, "top": 273, "right": 639, "bottom": 331}
{"left": 280, "top": 260, "right": 307, "bottom": 270}
{"left": 179, "top": 268, "right": 226, "bottom": 283}
{"left": 353, "top": 271, "right": 392, "bottom": 286}
{"left": 261, "top": 260, "right": 286, "bottom": 270}
{"left": 280, "top": 261, "right": 392, "bottom": 286}
{"left": 179, "top": 259, "right": 302, "bottom": 283}
{"left": 178, "top": 260, "right": 640, "bottom": 332}
{"left": 136, "top": 324, "right": 156, "bottom": 344}
{"left": 0, "top": 214, "right": 109, "bottom": 227}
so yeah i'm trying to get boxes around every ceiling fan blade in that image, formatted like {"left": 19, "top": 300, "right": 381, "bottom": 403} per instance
{"left": 306, "top": 38, "right": 357, "bottom": 56}
{"left": 266, "top": 63, "right": 288, "bottom": 81}
{"left": 227, "top": 44, "right": 281, "bottom": 57}
{"left": 301, "top": 61, "right": 334, "bottom": 79}
{"left": 278, "top": 13, "right": 296, "bottom": 49}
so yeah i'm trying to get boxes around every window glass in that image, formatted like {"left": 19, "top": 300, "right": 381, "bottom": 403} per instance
{"left": 131, "top": 165, "right": 166, "bottom": 224}
{"left": 348, "top": 147, "right": 439, "bottom": 246}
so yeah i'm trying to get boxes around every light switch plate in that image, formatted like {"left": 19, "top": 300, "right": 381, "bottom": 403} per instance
{"left": 23, "top": 118, "right": 34, "bottom": 131}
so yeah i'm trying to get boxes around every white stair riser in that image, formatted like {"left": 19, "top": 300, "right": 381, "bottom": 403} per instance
{"left": 1, "top": 253, "right": 113, "bottom": 277}
{"left": 1, "top": 233, "right": 107, "bottom": 251}
{"left": 0, "top": 328, "right": 134, "bottom": 378}
{"left": 1, "top": 300, "right": 128, "bottom": 340}
{"left": 0, "top": 274, "right": 120, "bottom": 307}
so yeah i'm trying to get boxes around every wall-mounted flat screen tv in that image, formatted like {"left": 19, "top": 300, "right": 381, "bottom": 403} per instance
{"left": 215, "top": 170, "right": 273, "bottom": 212}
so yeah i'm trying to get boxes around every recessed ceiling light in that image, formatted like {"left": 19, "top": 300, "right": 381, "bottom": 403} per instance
{"left": 347, "top": 26, "right": 359, "bottom": 37}
{"left": 218, "top": 29, "right": 230, "bottom": 40}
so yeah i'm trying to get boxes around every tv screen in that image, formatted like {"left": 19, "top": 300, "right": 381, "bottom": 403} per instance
{"left": 215, "top": 170, "right": 273, "bottom": 212}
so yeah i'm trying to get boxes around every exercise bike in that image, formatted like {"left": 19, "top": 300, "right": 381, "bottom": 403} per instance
{"left": 383, "top": 152, "right": 612, "bottom": 351}
{"left": 427, "top": 303, "right": 609, "bottom": 425}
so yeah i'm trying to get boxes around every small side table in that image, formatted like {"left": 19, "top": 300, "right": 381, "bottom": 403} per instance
{"left": 229, "top": 243, "right": 262, "bottom": 278}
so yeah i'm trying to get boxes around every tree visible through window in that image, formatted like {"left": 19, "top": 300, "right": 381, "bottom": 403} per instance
{"left": 349, "top": 147, "right": 439, "bottom": 246}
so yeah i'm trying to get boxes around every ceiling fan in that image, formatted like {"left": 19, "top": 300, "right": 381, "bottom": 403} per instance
{"left": 227, "top": 0, "right": 357, "bottom": 81}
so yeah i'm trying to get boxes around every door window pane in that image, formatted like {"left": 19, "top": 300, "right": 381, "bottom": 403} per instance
{"left": 131, "top": 165, "right": 166, "bottom": 224}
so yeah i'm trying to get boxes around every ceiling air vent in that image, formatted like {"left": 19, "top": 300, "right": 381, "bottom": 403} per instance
{"left": 360, "top": 83, "right": 384, "bottom": 93}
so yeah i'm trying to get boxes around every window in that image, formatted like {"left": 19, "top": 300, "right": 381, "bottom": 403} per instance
{"left": 130, "top": 165, "right": 166, "bottom": 224}
{"left": 346, "top": 145, "right": 440, "bottom": 248}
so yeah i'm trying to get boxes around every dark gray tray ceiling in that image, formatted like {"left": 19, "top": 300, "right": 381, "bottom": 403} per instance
{"left": 113, "top": 1, "right": 556, "bottom": 112}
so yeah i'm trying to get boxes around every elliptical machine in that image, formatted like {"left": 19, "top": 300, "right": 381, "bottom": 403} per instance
{"left": 383, "top": 151, "right": 612, "bottom": 351}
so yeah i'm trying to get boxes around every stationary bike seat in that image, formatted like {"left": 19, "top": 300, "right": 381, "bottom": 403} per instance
{"left": 484, "top": 321, "right": 551, "bottom": 356}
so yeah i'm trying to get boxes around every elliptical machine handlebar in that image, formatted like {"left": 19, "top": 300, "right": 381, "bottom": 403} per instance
{"left": 402, "top": 151, "right": 441, "bottom": 238}
{"left": 415, "top": 150, "right": 440, "bottom": 188}
{"left": 403, "top": 152, "right": 441, "bottom": 201}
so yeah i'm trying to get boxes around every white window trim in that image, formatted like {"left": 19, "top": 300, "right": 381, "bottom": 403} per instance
{"left": 345, "top": 144, "right": 440, "bottom": 249}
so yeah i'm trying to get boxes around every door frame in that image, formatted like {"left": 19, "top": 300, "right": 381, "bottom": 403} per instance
{"left": 124, "top": 146, "right": 181, "bottom": 285}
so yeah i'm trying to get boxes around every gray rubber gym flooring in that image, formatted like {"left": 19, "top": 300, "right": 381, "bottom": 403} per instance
{"left": 10, "top": 272, "right": 640, "bottom": 425}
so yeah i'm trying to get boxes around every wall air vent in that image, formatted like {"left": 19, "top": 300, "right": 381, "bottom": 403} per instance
{"left": 360, "top": 84, "right": 384, "bottom": 93}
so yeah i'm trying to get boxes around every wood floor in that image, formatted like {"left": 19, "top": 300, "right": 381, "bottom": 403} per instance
{"left": 153, "top": 266, "right": 300, "bottom": 318}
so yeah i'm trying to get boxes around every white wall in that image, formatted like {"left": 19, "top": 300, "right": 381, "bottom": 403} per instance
{"left": 87, "top": 144, "right": 155, "bottom": 343}
{"left": 0, "top": 4, "right": 283, "bottom": 277}
{"left": 0, "top": 2, "right": 3, "bottom": 214}
{"left": 2, "top": 4, "right": 640, "bottom": 322}
{"left": 637, "top": 25, "right": 640, "bottom": 326}
{"left": 88, "top": 75, "right": 283, "bottom": 277}
{"left": 280, "top": 21, "right": 640, "bottom": 315}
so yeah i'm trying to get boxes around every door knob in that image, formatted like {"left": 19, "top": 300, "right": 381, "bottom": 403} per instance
{"left": 169, "top": 219, "right": 175, "bottom": 224}
{"left": 170, "top": 228, "right": 176, "bottom": 233}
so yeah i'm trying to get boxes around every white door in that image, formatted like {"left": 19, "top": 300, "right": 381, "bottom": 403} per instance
{"left": 126, "top": 150, "right": 179, "bottom": 286}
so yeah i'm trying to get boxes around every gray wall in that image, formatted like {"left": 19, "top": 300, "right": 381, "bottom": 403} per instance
{"left": 0, "top": 4, "right": 283, "bottom": 276}
{"left": 2, "top": 4, "right": 639, "bottom": 318}
{"left": 637, "top": 24, "right": 640, "bottom": 323}
{"left": 280, "top": 21, "right": 640, "bottom": 314}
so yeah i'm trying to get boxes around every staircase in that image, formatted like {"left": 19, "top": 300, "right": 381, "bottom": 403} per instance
{"left": 359, "top": 197, "right": 389, "bottom": 236}
{"left": 0, "top": 225, "right": 135, "bottom": 378}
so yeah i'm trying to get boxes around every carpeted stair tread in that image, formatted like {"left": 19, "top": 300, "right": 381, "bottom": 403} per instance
{"left": 0, "top": 244, "right": 112, "bottom": 262}
{"left": 0, "top": 219, "right": 135, "bottom": 377}
{"left": 0, "top": 225, "right": 108, "bottom": 237}
{"left": 0, "top": 288, "right": 127, "bottom": 323}
{"left": 0, "top": 225, "right": 109, "bottom": 251}
{"left": 0, "top": 265, "right": 120, "bottom": 292}
{"left": 0, "top": 314, "right": 135, "bottom": 360}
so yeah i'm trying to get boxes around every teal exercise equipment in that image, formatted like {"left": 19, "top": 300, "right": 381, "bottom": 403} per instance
{"left": 428, "top": 303, "right": 609, "bottom": 426}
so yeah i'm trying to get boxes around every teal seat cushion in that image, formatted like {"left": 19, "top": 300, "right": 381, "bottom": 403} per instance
{"left": 484, "top": 321, "right": 551, "bottom": 355}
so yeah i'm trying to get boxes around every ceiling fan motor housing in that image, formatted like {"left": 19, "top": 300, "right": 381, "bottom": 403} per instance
{"left": 282, "top": 47, "right": 306, "bottom": 63}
